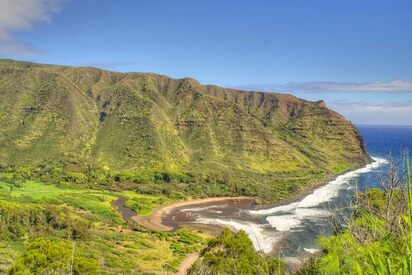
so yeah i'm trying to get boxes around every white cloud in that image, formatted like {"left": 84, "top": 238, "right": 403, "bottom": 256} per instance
{"left": 327, "top": 100, "right": 412, "bottom": 125}
{"left": 235, "top": 82, "right": 412, "bottom": 125}
{"left": 0, "top": 0, "right": 64, "bottom": 57}
{"left": 237, "top": 80, "right": 412, "bottom": 93}
{"left": 286, "top": 80, "right": 412, "bottom": 93}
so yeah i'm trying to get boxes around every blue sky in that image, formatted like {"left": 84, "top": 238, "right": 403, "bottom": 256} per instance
{"left": 1, "top": 0, "right": 411, "bottom": 125}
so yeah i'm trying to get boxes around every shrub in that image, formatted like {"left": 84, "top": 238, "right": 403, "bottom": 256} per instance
{"left": 0, "top": 202, "right": 91, "bottom": 241}
{"left": 64, "top": 172, "right": 88, "bottom": 184}
{"left": 8, "top": 238, "right": 99, "bottom": 274}
{"left": 189, "top": 228, "right": 284, "bottom": 275}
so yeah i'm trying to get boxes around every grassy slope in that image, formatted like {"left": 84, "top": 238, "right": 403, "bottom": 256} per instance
{"left": 0, "top": 60, "right": 373, "bottom": 273}
{"left": 0, "top": 177, "right": 205, "bottom": 274}
{"left": 0, "top": 59, "right": 370, "bottom": 203}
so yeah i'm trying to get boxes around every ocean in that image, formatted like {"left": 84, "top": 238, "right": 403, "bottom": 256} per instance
{"left": 358, "top": 125, "right": 412, "bottom": 161}
{"left": 174, "top": 125, "right": 412, "bottom": 261}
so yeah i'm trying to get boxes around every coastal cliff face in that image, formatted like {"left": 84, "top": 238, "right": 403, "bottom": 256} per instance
{"left": 0, "top": 60, "right": 370, "bottom": 200}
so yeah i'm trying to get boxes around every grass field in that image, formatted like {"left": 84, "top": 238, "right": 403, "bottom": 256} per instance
{"left": 0, "top": 176, "right": 175, "bottom": 220}
{"left": 0, "top": 177, "right": 206, "bottom": 273}
{"left": 0, "top": 60, "right": 370, "bottom": 207}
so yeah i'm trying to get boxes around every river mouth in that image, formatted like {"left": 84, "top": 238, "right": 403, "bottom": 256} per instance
{"left": 160, "top": 157, "right": 388, "bottom": 260}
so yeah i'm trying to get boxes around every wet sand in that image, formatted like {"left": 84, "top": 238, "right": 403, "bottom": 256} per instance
{"left": 115, "top": 174, "right": 344, "bottom": 233}
{"left": 130, "top": 196, "right": 255, "bottom": 231}
{"left": 154, "top": 174, "right": 342, "bottom": 232}
{"left": 110, "top": 157, "right": 373, "bottom": 232}
{"left": 116, "top": 166, "right": 366, "bottom": 233}
{"left": 127, "top": 176, "right": 341, "bottom": 232}
{"left": 161, "top": 197, "right": 255, "bottom": 231}
{"left": 109, "top": 158, "right": 383, "bottom": 269}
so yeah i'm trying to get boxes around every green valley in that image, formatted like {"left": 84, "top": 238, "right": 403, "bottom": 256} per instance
{"left": 0, "top": 59, "right": 372, "bottom": 274}
{"left": 0, "top": 59, "right": 370, "bottom": 203}
{"left": 0, "top": 0, "right": 409, "bottom": 273}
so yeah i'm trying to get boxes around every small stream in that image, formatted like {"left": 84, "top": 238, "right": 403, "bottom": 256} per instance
{"left": 112, "top": 196, "right": 137, "bottom": 221}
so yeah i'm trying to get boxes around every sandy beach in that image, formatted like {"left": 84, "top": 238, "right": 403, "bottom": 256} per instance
{"left": 130, "top": 196, "right": 254, "bottom": 231}
{"left": 127, "top": 164, "right": 369, "bottom": 232}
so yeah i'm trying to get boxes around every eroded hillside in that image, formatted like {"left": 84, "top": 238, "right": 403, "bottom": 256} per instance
{"left": 0, "top": 59, "right": 370, "bottom": 201}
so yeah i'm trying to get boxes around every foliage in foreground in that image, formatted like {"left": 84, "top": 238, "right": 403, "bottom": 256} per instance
{"left": 9, "top": 238, "right": 99, "bottom": 275}
{"left": 298, "top": 158, "right": 412, "bottom": 274}
{"left": 0, "top": 178, "right": 206, "bottom": 274}
{"left": 189, "top": 228, "right": 284, "bottom": 275}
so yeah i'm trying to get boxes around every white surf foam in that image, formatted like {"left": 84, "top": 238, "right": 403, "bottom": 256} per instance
{"left": 249, "top": 202, "right": 299, "bottom": 215}
{"left": 180, "top": 205, "right": 222, "bottom": 212}
{"left": 266, "top": 215, "right": 302, "bottom": 231}
{"left": 192, "top": 157, "right": 387, "bottom": 253}
{"left": 295, "top": 208, "right": 330, "bottom": 217}
{"left": 298, "top": 157, "right": 387, "bottom": 208}
{"left": 196, "top": 217, "right": 280, "bottom": 253}
{"left": 303, "top": 248, "right": 321, "bottom": 254}
{"left": 251, "top": 156, "right": 387, "bottom": 216}
{"left": 265, "top": 208, "right": 329, "bottom": 231}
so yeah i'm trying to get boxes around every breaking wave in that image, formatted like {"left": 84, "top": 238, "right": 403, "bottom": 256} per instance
{"left": 250, "top": 157, "right": 387, "bottom": 233}
{"left": 194, "top": 157, "right": 387, "bottom": 253}
{"left": 196, "top": 217, "right": 280, "bottom": 253}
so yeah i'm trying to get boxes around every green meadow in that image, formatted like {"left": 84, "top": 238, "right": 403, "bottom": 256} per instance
{"left": 0, "top": 176, "right": 205, "bottom": 274}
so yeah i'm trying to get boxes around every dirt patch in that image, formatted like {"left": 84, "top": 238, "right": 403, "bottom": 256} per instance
{"left": 176, "top": 253, "right": 199, "bottom": 275}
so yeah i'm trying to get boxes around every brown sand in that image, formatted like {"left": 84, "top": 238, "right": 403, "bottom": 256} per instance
{"left": 130, "top": 196, "right": 254, "bottom": 231}
{"left": 127, "top": 166, "right": 366, "bottom": 232}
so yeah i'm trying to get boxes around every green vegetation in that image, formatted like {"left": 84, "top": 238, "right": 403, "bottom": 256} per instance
{"left": 0, "top": 178, "right": 206, "bottom": 273}
{"left": 0, "top": 59, "right": 377, "bottom": 273}
{"left": 189, "top": 228, "right": 284, "bottom": 275}
{"left": 9, "top": 238, "right": 99, "bottom": 274}
{"left": 0, "top": 177, "right": 175, "bottom": 222}
{"left": 0, "top": 59, "right": 369, "bottom": 203}
{"left": 298, "top": 158, "right": 412, "bottom": 274}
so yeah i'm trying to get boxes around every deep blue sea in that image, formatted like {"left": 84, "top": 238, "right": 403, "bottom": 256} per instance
{"left": 355, "top": 125, "right": 412, "bottom": 192}
{"left": 185, "top": 125, "right": 412, "bottom": 261}
{"left": 359, "top": 125, "right": 412, "bottom": 161}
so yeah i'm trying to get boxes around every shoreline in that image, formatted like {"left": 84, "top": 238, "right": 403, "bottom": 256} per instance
{"left": 252, "top": 172, "right": 338, "bottom": 210}
{"left": 252, "top": 159, "right": 374, "bottom": 211}
{"left": 129, "top": 161, "right": 373, "bottom": 232}
{"left": 130, "top": 196, "right": 253, "bottom": 231}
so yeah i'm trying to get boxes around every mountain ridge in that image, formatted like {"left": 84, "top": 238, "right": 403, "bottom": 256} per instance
{"left": 0, "top": 59, "right": 370, "bottom": 201}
